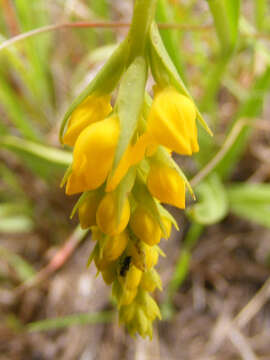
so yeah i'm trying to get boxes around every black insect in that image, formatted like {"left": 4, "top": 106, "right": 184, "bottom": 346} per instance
{"left": 119, "top": 256, "right": 132, "bottom": 277}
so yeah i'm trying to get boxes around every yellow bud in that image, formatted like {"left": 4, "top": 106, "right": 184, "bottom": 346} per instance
{"left": 141, "top": 293, "right": 161, "bottom": 321}
{"left": 120, "top": 287, "right": 137, "bottom": 306}
{"left": 94, "top": 254, "right": 111, "bottom": 271}
{"left": 147, "top": 87, "right": 199, "bottom": 155}
{"left": 128, "top": 241, "right": 159, "bottom": 271}
{"left": 78, "top": 192, "right": 101, "bottom": 229}
{"left": 96, "top": 192, "right": 130, "bottom": 236}
{"left": 101, "top": 262, "right": 116, "bottom": 285}
{"left": 147, "top": 164, "right": 186, "bottom": 209}
{"left": 103, "top": 231, "right": 129, "bottom": 262}
{"left": 130, "top": 206, "right": 161, "bottom": 246}
{"left": 140, "top": 268, "right": 162, "bottom": 292}
{"left": 106, "top": 133, "right": 149, "bottom": 192}
{"left": 119, "top": 265, "right": 142, "bottom": 290}
{"left": 119, "top": 303, "right": 136, "bottom": 324}
{"left": 66, "top": 115, "right": 119, "bottom": 195}
{"left": 63, "top": 94, "right": 112, "bottom": 147}
{"left": 136, "top": 308, "right": 149, "bottom": 337}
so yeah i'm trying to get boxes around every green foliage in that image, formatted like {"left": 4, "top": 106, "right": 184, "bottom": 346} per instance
{"left": 228, "top": 183, "right": 270, "bottom": 228}
{"left": 189, "top": 173, "right": 229, "bottom": 225}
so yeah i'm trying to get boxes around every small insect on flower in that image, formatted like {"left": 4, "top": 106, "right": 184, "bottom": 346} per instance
{"left": 119, "top": 256, "right": 132, "bottom": 277}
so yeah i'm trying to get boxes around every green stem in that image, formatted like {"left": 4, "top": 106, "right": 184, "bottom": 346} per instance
{"left": 128, "top": 0, "right": 157, "bottom": 59}
{"left": 208, "top": 0, "right": 233, "bottom": 55}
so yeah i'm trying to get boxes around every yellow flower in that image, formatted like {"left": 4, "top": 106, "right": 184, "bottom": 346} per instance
{"left": 106, "top": 133, "right": 149, "bottom": 192}
{"left": 103, "top": 231, "right": 129, "bottom": 262}
{"left": 119, "top": 303, "right": 136, "bottom": 324}
{"left": 136, "top": 308, "right": 149, "bottom": 337}
{"left": 101, "top": 263, "right": 117, "bottom": 285}
{"left": 147, "top": 163, "right": 186, "bottom": 209}
{"left": 66, "top": 115, "right": 119, "bottom": 195}
{"left": 94, "top": 254, "right": 111, "bottom": 271}
{"left": 63, "top": 94, "right": 112, "bottom": 147}
{"left": 120, "top": 287, "right": 138, "bottom": 306}
{"left": 130, "top": 206, "right": 161, "bottom": 246}
{"left": 146, "top": 87, "right": 199, "bottom": 155}
{"left": 139, "top": 292, "right": 161, "bottom": 321}
{"left": 140, "top": 268, "right": 162, "bottom": 292}
{"left": 128, "top": 241, "right": 159, "bottom": 271}
{"left": 120, "top": 265, "right": 142, "bottom": 290}
{"left": 96, "top": 192, "right": 130, "bottom": 236}
{"left": 78, "top": 192, "right": 102, "bottom": 229}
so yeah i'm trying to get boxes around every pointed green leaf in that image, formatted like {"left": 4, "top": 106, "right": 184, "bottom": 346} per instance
{"left": 111, "top": 56, "right": 147, "bottom": 176}
{"left": 114, "top": 167, "right": 136, "bottom": 224}
{"left": 133, "top": 176, "right": 166, "bottom": 235}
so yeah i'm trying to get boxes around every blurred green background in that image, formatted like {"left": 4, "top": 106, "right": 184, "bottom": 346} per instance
{"left": 1, "top": 0, "right": 270, "bottom": 359}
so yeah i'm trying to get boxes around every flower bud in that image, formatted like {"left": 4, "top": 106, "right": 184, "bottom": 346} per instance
{"left": 78, "top": 192, "right": 102, "bottom": 229}
{"left": 147, "top": 163, "right": 186, "bottom": 209}
{"left": 119, "top": 265, "right": 142, "bottom": 290}
{"left": 96, "top": 192, "right": 130, "bottom": 236}
{"left": 130, "top": 206, "right": 161, "bottom": 246}
{"left": 63, "top": 94, "right": 112, "bottom": 147}
{"left": 119, "top": 303, "right": 136, "bottom": 324}
{"left": 135, "top": 308, "right": 149, "bottom": 337}
{"left": 147, "top": 87, "right": 199, "bottom": 155}
{"left": 140, "top": 268, "right": 162, "bottom": 292}
{"left": 120, "top": 287, "right": 138, "bottom": 306}
{"left": 128, "top": 241, "right": 159, "bottom": 271}
{"left": 101, "top": 262, "right": 117, "bottom": 285}
{"left": 66, "top": 115, "right": 119, "bottom": 195}
{"left": 103, "top": 231, "right": 129, "bottom": 262}
{"left": 94, "top": 253, "right": 111, "bottom": 271}
{"left": 139, "top": 292, "right": 161, "bottom": 321}
{"left": 106, "top": 133, "right": 149, "bottom": 192}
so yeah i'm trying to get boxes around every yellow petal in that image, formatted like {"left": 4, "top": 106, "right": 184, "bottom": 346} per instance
{"left": 147, "top": 164, "right": 186, "bottom": 209}
{"left": 147, "top": 87, "right": 199, "bottom": 155}
{"left": 66, "top": 115, "right": 119, "bottom": 195}
{"left": 78, "top": 192, "right": 102, "bottom": 229}
{"left": 63, "top": 94, "right": 112, "bottom": 147}
{"left": 130, "top": 206, "right": 161, "bottom": 246}
{"left": 103, "top": 231, "right": 129, "bottom": 261}
{"left": 106, "top": 133, "right": 150, "bottom": 192}
{"left": 96, "top": 192, "right": 130, "bottom": 236}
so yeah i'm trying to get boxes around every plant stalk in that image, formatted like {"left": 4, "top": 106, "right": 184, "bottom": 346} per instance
{"left": 128, "top": 0, "right": 157, "bottom": 59}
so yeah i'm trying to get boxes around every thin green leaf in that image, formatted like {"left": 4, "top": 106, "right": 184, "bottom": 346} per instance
{"left": 111, "top": 56, "right": 147, "bottom": 176}
{"left": 133, "top": 176, "right": 166, "bottom": 235}
{"left": 26, "top": 311, "right": 113, "bottom": 332}
{"left": 0, "top": 136, "right": 72, "bottom": 167}
{"left": 114, "top": 167, "right": 136, "bottom": 224}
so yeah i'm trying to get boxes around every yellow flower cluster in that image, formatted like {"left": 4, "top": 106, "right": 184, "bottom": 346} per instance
{"left": 62, "top": 85, "right": 198, "bottom": 338}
